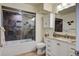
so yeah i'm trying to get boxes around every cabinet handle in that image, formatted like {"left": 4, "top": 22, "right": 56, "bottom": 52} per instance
{"left": 57, "top": 43, "right": 60, "bottom": 45}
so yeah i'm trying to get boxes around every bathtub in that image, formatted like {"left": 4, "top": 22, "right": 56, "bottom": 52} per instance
{"left": 1, "top": 39, "right": 36, "bottom": 56}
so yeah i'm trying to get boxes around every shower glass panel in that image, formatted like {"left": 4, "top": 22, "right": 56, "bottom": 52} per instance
{"left": 22, "top": 11, "right": 36, "bottom": 41}
{"left": 2, "top": 6, "right": 36, "bottom": 41}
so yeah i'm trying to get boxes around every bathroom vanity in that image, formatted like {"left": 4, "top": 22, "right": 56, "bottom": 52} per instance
{"left": 45, "top": 32, "right": 76, "bottom": 56}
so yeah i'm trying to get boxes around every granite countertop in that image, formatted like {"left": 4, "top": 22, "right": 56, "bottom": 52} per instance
{"left": 54, "top": 32, "right": 76, "bottom": 37}
{"left": 45, "top": 37, "right": 76, "bottom": 45}
{"left": 44, "top": 32, "right": 76, "bottom": 45}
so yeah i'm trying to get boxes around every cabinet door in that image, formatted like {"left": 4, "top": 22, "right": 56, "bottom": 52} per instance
{"left": 46, "top": 39, "right": 53, "bottom": 56}
{"left": 58, "top": 42, "right": 70, "bottom": 56}
{"left": 50, "top": 39, "right": 59, "bottom": 56}
{"left": 51, "top": 40, "right": 67, "bottom": 56}
{"left": 57, "top": 41, "right": 75, "bottom": 56}
{"left": 45, "top": 39, "right": 57, "bottom": 56}
{"left": 51, "top": 39, "right": 71, "bottom": 56}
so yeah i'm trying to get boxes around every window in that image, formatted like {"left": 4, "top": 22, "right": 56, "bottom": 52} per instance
{"left": 2, "top": 6, "right": 36, "bottom": 41}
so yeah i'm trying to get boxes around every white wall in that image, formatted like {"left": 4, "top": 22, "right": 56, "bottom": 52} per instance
{"left": 76, "top": 4, "right": 79, "bottom": 51}
{"left": 36, "top": 13, "right": 43, "bottom": 42}
{"left": 44, "top": 3, "right": 53, "bottom": 12}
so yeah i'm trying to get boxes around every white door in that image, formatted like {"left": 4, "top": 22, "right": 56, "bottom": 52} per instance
{"left": 50, "top": 39, "right": 59, "bottom": 56}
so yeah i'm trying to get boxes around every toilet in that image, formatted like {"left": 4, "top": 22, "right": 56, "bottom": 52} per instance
{"left": 36, "top": 42, "right": 46, "bottom": 55}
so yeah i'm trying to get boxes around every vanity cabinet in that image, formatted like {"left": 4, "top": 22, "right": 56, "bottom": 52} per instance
{"left": 43, "top": 13, "right": 55, "bottom": 28}
{"left": 46, "top": 39, "right": 58, "bottom": 56}
{"left": 45, "top": 39, "right": 75, "bottom": 56}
